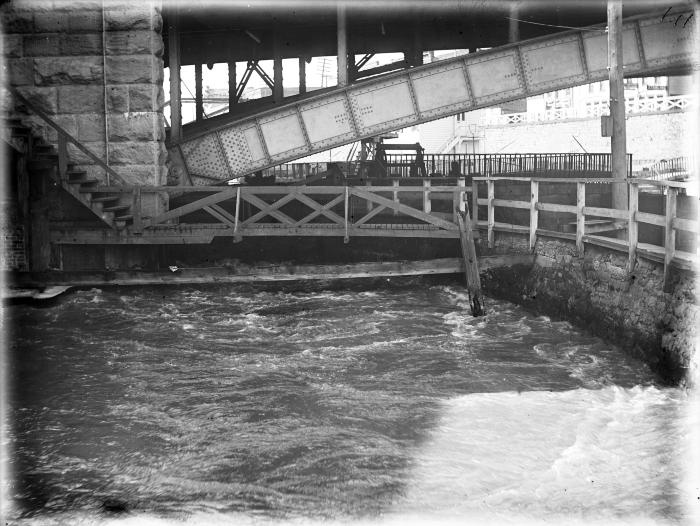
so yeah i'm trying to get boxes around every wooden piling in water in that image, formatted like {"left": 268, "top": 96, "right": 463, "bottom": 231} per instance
{"left": 456, "top": 206, "right": 485, "bottom": 317}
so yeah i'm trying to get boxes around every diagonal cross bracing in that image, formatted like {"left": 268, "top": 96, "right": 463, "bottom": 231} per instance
{"left": 172, "top": 10, "right": 698, "bottom": 184}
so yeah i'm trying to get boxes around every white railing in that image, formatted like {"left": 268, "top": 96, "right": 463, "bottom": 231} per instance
{"left": 479, "top": 94, "right": 695, "bottom": 126}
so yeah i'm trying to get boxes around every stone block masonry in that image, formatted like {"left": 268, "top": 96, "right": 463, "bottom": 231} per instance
{"left": 2, "top": 0, "right": 167, "bottom": 199}
{"left": 478, "top": 231, "right": 698, "bottom": 386}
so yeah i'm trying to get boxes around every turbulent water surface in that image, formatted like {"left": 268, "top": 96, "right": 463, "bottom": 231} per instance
{"left": 4, "top": 280, "right": 699, "bottom": 525}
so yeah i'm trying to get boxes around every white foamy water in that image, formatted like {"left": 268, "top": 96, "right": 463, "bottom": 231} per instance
{"left": 4, "top": 282, "right": 697, "bottom": 525}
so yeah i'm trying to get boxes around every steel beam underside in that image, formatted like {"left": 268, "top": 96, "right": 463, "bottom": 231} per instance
{"left": 173, "top": 11, "right": 698, "bottom": 185}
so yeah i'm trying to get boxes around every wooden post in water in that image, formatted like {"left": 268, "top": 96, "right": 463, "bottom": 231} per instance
{"left": 456, "top": 204, "right": 485, "bottom": 317}
{"left": 627, "top": 181, "right": 638, "bottom": 272}
{"left": 663, "top": 187, "right": 677, "bottom": 292}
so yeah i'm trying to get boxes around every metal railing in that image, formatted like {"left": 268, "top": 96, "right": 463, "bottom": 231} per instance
{"left": 10, "top": 87, "right": 126, "bottom": 186}
{"left": 479, "top": 94, "right": 695, "bottom": 126}
{"left": 382, "top": 153, "right": 631, "bottom": 178}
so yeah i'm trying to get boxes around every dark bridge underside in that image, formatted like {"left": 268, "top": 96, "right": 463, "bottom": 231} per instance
{"left": 163, "top": 0, "right": 691, "bottom": 66}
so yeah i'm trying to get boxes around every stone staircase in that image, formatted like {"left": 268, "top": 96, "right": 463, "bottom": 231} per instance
{"left": 5, "top": 117, "right": 134, "bottom": 230}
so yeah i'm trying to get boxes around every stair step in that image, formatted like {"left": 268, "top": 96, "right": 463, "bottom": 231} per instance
{"left": 115, "top": 214, "right": 133, "bottom": 221}
{"left": 77, "top": 178, "right": 99, "bottom": 187}
{"left": 91, "top": 196, "right": 121, "bottom": 203}
{"left": 27, "top": 159, "right": 56, "bottom": 171}
{"left": 102, "top": 204, "right": 130, "bottom": 213}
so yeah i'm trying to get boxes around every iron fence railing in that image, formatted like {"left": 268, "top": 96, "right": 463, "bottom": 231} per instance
{"left": 383, "top": 153, "right": 632, "bottom": 178}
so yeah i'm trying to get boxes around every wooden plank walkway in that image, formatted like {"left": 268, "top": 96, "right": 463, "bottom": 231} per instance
{"left": 13, "top": 256, "right": 535, "bottom": 288}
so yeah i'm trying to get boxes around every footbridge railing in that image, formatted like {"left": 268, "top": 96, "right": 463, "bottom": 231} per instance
{"left": 50, "top": 179, "right": 471, "bottom": 244}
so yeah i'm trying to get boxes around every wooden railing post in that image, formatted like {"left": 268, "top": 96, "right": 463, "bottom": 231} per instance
{"left": 366, "top": 180, "right": 373, "bottom": 213}
{"left": 392, "top": 180, "right": 399, "bottom": 216}
{"left": 627, "top": 180, "right": 638, "bottom": 272}
{"left": 458, "top": 177, "right": 466, "bottom": 215}
{"left": 576, "top": 181, "right": 585, "bottom": 256}
{"left": 529, "top": 179, "right": 539, "bottom": 251}
{"left": 233, "top": 186, "right": 242, "bottom": 242}
{"left": 57, "top": 132, "right": 68, "bottom": 181}
{"left": 344, "top": 186, "right": 350, "bottom": 243}
{"left": 472, "top": 179, "right": 479, "bottom": 230}
{"left": 663, "top": 187, "right": 677, "bottom": 292}
{"left": 423, "top": 179, "right": 431, "bottom": 214}
{"left": 132, "top": 186, "right": 142, "bottom": 234}
{"left": 487, "top": 178, "right": 494, "bottom": 248}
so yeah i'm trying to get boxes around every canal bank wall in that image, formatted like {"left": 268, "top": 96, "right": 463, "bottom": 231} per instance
{"left": 478, "top": 232, "right": 698, "bottom": 385}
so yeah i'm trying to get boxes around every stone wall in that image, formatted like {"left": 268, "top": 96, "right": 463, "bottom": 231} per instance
{"left": 478, "top": 231, "right": 698, "bottom": 385}
{"left": 1, "top": 0, "right": 167, "bottom": 189}
{"left": 0, "top": 205, "right": 27, "bottom": 270}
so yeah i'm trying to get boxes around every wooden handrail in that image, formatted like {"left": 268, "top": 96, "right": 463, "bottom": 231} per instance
{"left": 471, "top": 177, "right": 698, "bottom": 288}
{"left": 9, "top": 86, "right": 127, "bottom": 186}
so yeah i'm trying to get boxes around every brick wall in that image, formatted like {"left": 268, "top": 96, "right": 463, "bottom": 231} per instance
{"left": 479, "top": 231, "right": 698, "bottom": 385}
{"left": 2, "top": 0, "right": 167, "bottom": 189}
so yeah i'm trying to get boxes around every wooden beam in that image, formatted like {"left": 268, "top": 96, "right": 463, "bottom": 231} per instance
{"left": 354, "top": 204, "right": 387, "bottom": 227}
{"left": 393, "top": 180, "right": 400, "bottom": 216}
{"left": 132, "top": 187, "right": 142, "bottom": 234}
{"left": 457, "top": 208, "right": 484, "bottom": 316}
{"left": 240, "top": 191, "right": 297, "bottom": 226}
{"left": 147, "top": 187, "right": 238, "bottom": 226}
{"left": 293, "top": 193, "right": 345, "bottom": 226}
{"left": 233, "top": 186, "right": 241, "bottom": 241}
{"left": 423, "top": 180, "right": 431, "bottom": 214}
{"left": 663, "top": 187, "right": 677, "bottom": 292}
{"left": 576, "top": 181, "right": 585, "bottom": 256}
{"left": 529, "top": 180, "right": 538, "bottom": 251}
{"left": 344, "top": 186, "right": 349, "bottom": 243}
{"left": 627, "top": 181, "right": 638, "bottom": 272}
{"left": 487, "top": 179, "right": 494, "bottom": 248}
{"left": 350, "top": 187, "right": 458, "bottom": 231}
{"left": 608, "top": 0, "right": 628, "bottom": 226}
{"left": 581, "top": 206, "right": 628, "bottom": 220}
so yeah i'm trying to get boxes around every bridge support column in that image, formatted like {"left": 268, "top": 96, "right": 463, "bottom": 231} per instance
{"left": 195, "top": 63, "right": 203, "bottom": 121}
{"left": 608, "top": 0, "right": 628, "bottom": 235}
{"left": 168, "top": 11, "right": 182, "bottom": 143}
{"left": 228, "top": 61, "right": 236, "bottom": 112}
{"left": 273, "top": 29, "right": 283, "bottom": 103}
{"left": 299, "top": 58, "right": 306, "bottom": 95}
{"left": 337, "top": 3, "right": 348, "bottom": 87}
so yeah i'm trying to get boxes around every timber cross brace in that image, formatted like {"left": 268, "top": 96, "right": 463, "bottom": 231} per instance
{"left": 142, "top": 182, "right": 470, "bottom": 242}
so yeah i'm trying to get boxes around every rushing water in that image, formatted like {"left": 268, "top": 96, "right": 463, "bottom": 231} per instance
{"left": 3, "top": 280, "right": 699, "bottom": 525}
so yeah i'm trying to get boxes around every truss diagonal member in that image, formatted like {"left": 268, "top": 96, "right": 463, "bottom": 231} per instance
{"left": 252, "top": 61, "right": 274, "bottom": 89}
{"left": 354, "top": 204, "right": 387, "bottom": 226}
{"left": 235, "top": 62, "right": 256, "bottom": 103}
{"left": 351, "top": 187, "right": 459, "bottom": 231}
{"left": 146, "top": 187, "right": 238, "bottom": 227}
{"left": 293, "top": 193, "right": 345, "bottom": 226}
{"left": 241, "top": 191, "right": 297, "bottom": 226}
{"left": 203, "top": 204, "right": 237, "bottom": 228}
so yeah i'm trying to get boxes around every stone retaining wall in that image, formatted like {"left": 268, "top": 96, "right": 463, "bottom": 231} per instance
{"left": 2, "top": 0, "right": 167, "bottom": 188}
{"left": 478, "top": 232, "right": 698, "bottom": 385}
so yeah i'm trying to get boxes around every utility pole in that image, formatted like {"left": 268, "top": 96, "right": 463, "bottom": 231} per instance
{"left": 607, "top": 0, "right": 628, "bottom": 223}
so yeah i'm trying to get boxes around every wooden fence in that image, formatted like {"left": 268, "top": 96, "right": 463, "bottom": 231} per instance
{"left": 472, "top": 176, "right": 698, "bottom": 289}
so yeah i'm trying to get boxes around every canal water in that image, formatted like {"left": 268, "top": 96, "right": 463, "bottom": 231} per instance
{"left": 4, "top": 280, "right": 699, "bottom": 525}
